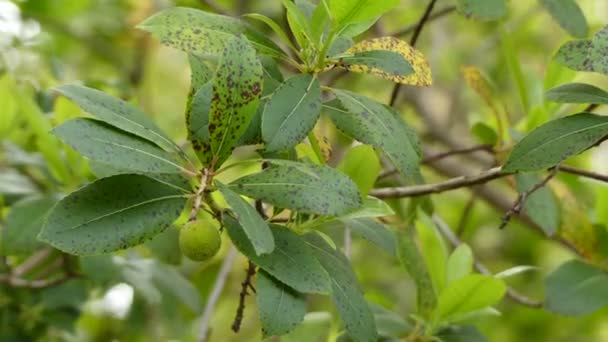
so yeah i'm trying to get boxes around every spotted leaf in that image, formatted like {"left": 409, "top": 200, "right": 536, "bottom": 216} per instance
{"left": 208, "top": 35, "right": 264, "bottom": 168}
{"left": 339, "top": 37, "right": 430, "bottom": 86}
{"left": 589, "top": 25, "right": 608, "bottom": 75}
{"left": 554, "top": 39, "right": 594, "bottom": 71}
{"left": 137, "top": 7, "right": 284, "bottom": 58}
{"left": 38, "top": 174, "right": 187, "bottom": 255}
{"left": 262, "top": 74, "right": 321, "bottom": 151}
{"left": 228, "top": 160, "right": 362, "bottom": 216}
{"left": 224, "top": 217, "right": 331, "bottom": 294}
{"left": 53, "top": 118, "right": 187, "bottom": 174}
{"left": 325, "top": 90, "right": 423, "bottom": 184}
{"left": 456, "top": 0, "right": 507, "bottom": 21}
{"left": 257, "top": 271, "right": 307, "bottom": 336}
{"left": 503, "top": 113, "right": 608, "bottom": 172}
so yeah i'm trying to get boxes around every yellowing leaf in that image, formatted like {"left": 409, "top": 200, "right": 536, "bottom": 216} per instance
{"left": 341, "top": 37, "right": 432, "bottom": 86}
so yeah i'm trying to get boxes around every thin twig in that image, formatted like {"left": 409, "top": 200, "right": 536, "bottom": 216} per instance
{"left": 198, "top": 247, "right": 238, "bottom": 342}
{"left": 559, "top": 165, "right": 608, "bottom": 183}
{"left": 432, "top": 215, "right": 543, "bottom": 308}
{"left": 344, "top": 229, "right": 352, "bottom": 260}
{"left": 390, "top": 0, "right": 438, "bottom": 107}
{"left": 392, "top": 6, "right": 457, "bottom": 37}
{"left": 378, "top": 144, "right": 494, "bottom": 179}
{"left": 231, "top": 260, "right": 257, "bottom": 332}
{"left": 584, "top": 103, "right": 599, "bottom": 112}
{"left": 456, "top": 194, "right": 477, "bottom": 236}
{"left": 498, "top": 166, "right": 560, "bottom": 230}
{"left": 190, "top": 169, "right": 210, "bottom": 222}
{"left": 371, "top": 167, "right": 506, "bottom": 198}
{"left": 13, "top": 248, "right": 53, "bottom": 277}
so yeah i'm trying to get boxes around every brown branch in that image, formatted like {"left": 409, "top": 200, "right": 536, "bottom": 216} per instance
{"left": 392, "top": 6, "right": 457, "bottom": 37}
{"left": 190, "top": 169, "right": 210, "bottom": 222}
{"left": 370, "top": 167, "right": 505, "bottom": 198}
{"left": 432, "top": 215, "right": 543, "bottom": 308}
{"left": 584, "top": 103, "right": 599, "bottom": 112}
{"left": 456, "top": 194, "right": 477, "bottom": 236}
{"left": 559, "top": 165, "right": 608, "bottom": 183}
{"left": 231, "top": 260, "right": 257, "bottom": 333}
{"left": 378, "top": 144, "right": 494, "bottom": 179}
{"left": 498, "top": 166, "right": 560, "bottom": 230}
{"left": 389, "top": 0, "right": 439, "bottom": 107}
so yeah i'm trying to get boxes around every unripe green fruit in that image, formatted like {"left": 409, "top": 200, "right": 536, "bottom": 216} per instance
{"left": 179, "top": 220, "right": 221, "bottom": 262}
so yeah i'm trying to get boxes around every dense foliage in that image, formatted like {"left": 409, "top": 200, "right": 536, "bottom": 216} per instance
{"left": 2, "top": 0, "right": 608, "bottom": 341}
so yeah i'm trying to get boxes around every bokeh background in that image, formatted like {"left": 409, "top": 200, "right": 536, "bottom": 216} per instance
{"left": 2, "top": 0, "right": 608, "bottom": 341}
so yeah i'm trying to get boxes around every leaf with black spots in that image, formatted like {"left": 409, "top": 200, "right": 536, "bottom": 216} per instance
{"left": 208, "top": 35, "right": 264, "bottom": 168}
{"left": 257, "top": 271, "right": 307, "bottom": 336}
{"left": 39, "top": 174, "right": 187, "bottom": 255}
{"left": 456, "top": 0, "right": 507, "bottom": 21}
{"left": 53, "top": 118, "right": 187, "bottom": 174}
{"left": 137, "top": 7, "right": 284, "bottom": 58}
{"left": 224, "top": 217, "right": 331, "bottom": 294}
{"left": 503, "top": 113, "right": 608, "bottom": 172}
{"left": 228, "top": 160, "right": 362, "bottom": 216}
{"left": 262, "top": 74, "right": 321, "bottom": 151}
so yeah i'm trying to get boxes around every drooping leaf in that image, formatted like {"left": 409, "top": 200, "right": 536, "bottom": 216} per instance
{"left": 224, "top": 217, "right": 331, "bottom": 294}
{"left": 396, "top": 228, "right": 437, "bottom": 318}
{"left": 257, "top": 271, "right": 307, "bottom": 336}
{"left": 229, "top": 161, "right": 362, "bottom": 216}
{"left": 545, "top": 83, "right": 608, "bottom": 104}
{"left": 341, "top": 218, "right": 397, "bottom": 256}
{"left": 304, "top": 232, "right": 378, "bottom": 342}
{"left": 339, "top": 37, "right": 431, "bottom": 86}
{"left": 39, "top": 174, "right": 187, "bottom": 255}
{"left": 137, "top": 7, "right": 284, "bottom": 57}
{"left": 282, "top": 0, "right": 313, "bottom": 48}
{"left": 416, "top": 212, "right": 449, "bottom": 293}
{"left": 326, "top": 91, "right": 422, "bottom": 184}
{"left": 2, "top": 195, "right": 56, "bottom": 255}
{"left": 262, "top": 74, "right": 322, "bottom": 151}
{"left": 503, "top": 113, "right": 608, "bottom": 172}
{"left": 337, "top": 145, "right": 380, "bottom": 197}
{"left": 245, "top": 13, "right": 298, "bottom": 53}
{"left": 55, "top": 84, "right": 181, "bottom": 155}
{"left": 515, "top": 173, "right": 559, "bottom": 236}
{"left": 554, "top": 39, "right": 594, "bottom": 71}
{"left": 208, "top": 35, "right": 264, "bottom": 167}
{"left": 185, "top": 56, "right": 214, "bottom": 164}
{"left": 589, "top": 25, "right": 608, "bottom": 75}
{"left": 545, "top": 259, "right": 608, "bottom": 315}
{"left": 328, "top": 0, "right": 399, "bottom": 28}
{"left": 53, "top": 118, "right": 187, "bottom": 174}
{"left": 456, "top": 0, "right": 507, "bottom": 21}
{"left": 433, "top": 274, "right": 506, "bottom": 324}
{"left": 216, "top": 181, "right": 274, "bottom": 256}
{"left": 446, "top": 244, "right": 474, "bottom": 284}
{"left": 539, "top": 0, "right": 588, "bottom": 38}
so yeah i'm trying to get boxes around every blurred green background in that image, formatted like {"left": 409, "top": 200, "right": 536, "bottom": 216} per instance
{"left": 2, "top": 0, "right": 608, "bottom": 341}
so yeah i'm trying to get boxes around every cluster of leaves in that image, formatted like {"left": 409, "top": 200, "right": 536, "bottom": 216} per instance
{"left": 2, "top": 0, "right": 608, "bottom": 341}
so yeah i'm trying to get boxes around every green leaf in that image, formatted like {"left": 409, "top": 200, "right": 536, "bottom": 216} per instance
{"left": 396, "top": 229, "right": 437, "bottom": 318}
{"left": 433, "top": 274, "right": 506, "bottom": 323}
{"left": 229, "top": 161, "right": 362, "bottom": 216}
{"left": 554, "top": 39, "right": 593, "bottom": 71}
{"left": 515, "top": 173, "right": 559, "bottom": 236}
{"left": 55, "top": 84, "right": 181, "bottom": 155}
{"left": 304, "top": 232, "right": 378, "bottom": 342}
{"left": 53, "top": 118, "right": 187, "bottom": 174}
{"left": 208, "top": 35, "right": 264, "bottom": 167}
{"left": 416, "top": 212, "right": 448, "bottom": 293}
{"left": 545, "top": 83, "right": 608, "bottom": 104}
{"left": 436, "top": 325, "right": 488, "bottom": 342}
{"left": 337, "top": 145, "right": 380, "bottom": 197}
{"left": 137, "top": 7, "right": 284, "bottom": 58}
{"left": 2, "top": 195, "right": 56, "bottom": 255}
{"left": 88, "top": 161, "right": 192, "bottom": 194}
{"left": 216, "top": 181, "right": 274, "bottom": 255}
{"left": 545, "top": 259, "right": 608, "bottom": 315}
{"left": 328, "top": 0, "right": 399, "bottom": 28}
{"left": 152, "top": 262, "right": 202, "bottom": 312}
{"left": 341, "top": 50, "right": 413, "bottom": 81}
{"left": 503, "top": 113, "right": 608, "bottom": 172}
{"left": 257, "top": 271, "right": 307, "bottom": 336}
{"left": 456, "top": 0, "right": 507, "bottom": 21}
{"left": 39, "top": 174, "right": 187, "bottom": 255}
{"left": 539, "top": 0, "right": 588, "bottom": 38}
{"left": 224, "top": 217, "right": 331, "bottom": 294}
{"left": 446, "top": 244, "right": 474, "bottom": 285}
{"left": 589, "top": 25, "right": 608, "bottom": 75}
{"left": 186, "top": 56, "right": 214, "bottom": 164}
{"left": 146, "top": 227, "right": 182, "bottom": 265}
{"left": 282, "top": 0, "right": 313, "bottom": 49}
{"left": 244, "top": 13, "right": 298, "bottom": 53}
{"left": 262, "top": 74, "right": 322, "bottom": 152}
{"left": 326, "top": 90, "right": 422, "bottom": 184}
{"left": 341, "top": 196, "right": 394, "bottom": 219}
{"left": 341, "top": 218, "right": 397, "bottom": 256}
